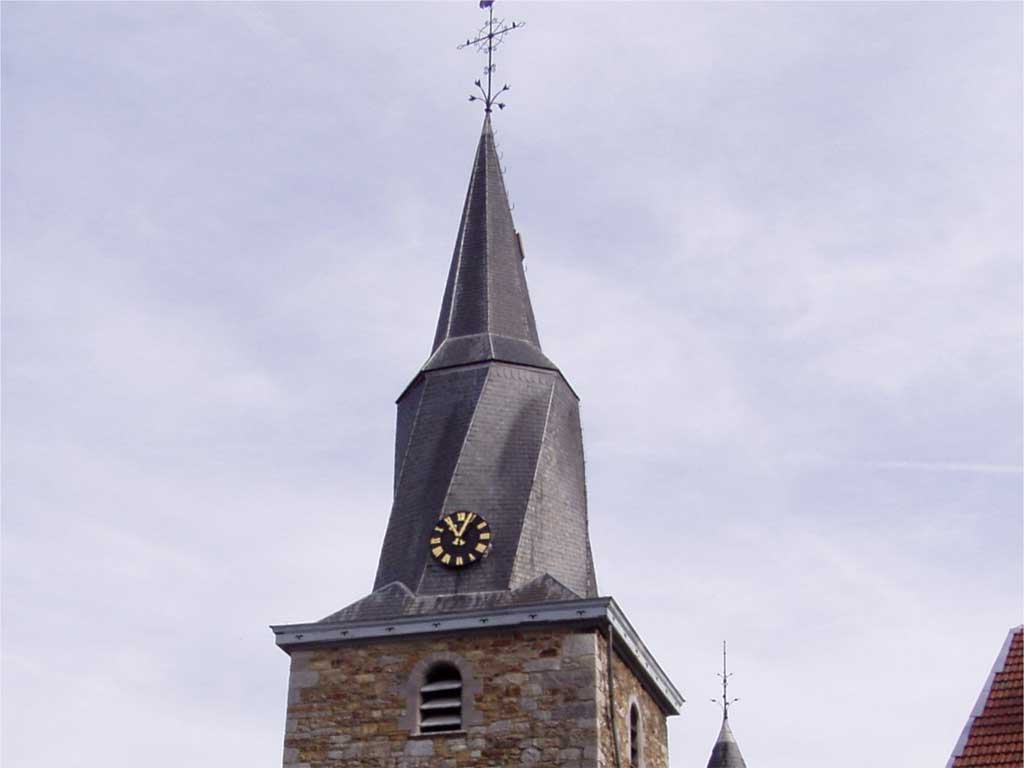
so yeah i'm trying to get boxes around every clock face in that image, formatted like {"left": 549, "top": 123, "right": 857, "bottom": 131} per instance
{"left": 429, "top": 511, "right": 492, "bottom": 569}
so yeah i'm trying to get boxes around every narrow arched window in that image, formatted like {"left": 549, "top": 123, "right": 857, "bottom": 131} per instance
{"left": 629, "top": 703, "right": 641, "bottom": 766}
{"left": 419, "top": 663, "right": 462, "bottom": 733}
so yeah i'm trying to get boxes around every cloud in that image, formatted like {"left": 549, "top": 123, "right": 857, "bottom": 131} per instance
{"left": 867, "top": 460, "right": 1023, "bottom": 475}
{"left": 3, "top": 3, "right": 1020, "bottom": 768}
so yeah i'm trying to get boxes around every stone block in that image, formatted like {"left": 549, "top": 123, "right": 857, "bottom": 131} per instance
{"left": 288, "top": 669, "right": 320, "bottom": 689}
{"left": 523, "top": 657, "right": 561, "bottom": 672}
{"left": 405, "top": 740, "right": 434, "bottom": 757}
{"left": 561, "top": 633, "right": 595, "bottom": 658}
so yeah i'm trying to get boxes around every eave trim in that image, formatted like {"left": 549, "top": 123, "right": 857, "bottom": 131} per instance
{"left": 270, "top": 596, "right": 684, "bottom": 715}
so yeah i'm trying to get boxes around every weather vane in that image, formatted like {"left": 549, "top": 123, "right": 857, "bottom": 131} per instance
{"left": 458, "top": 0, "right": 524, "bottom": 113}
{"left": 711, "top": 641, "right": 740, "bottom": 719}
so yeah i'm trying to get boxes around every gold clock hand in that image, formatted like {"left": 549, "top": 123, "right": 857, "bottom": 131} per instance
{"left": 456, "top": 513, "right": 476, "bottom": 538}
{"left": 443, "top": 516, "right": 460, "bottom": 536}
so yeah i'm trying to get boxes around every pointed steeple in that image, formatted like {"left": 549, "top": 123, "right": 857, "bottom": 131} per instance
{"left": 707, "top": 718, "right": 748, "bottom": 768}
{"left": 708, "top": 641, "right": 748, "bottom": 768}
{"left": 361, "top": 118, "right": 597, "bottom": 611}
{"left": 425, "top": 116, "right": 556, "bottom": 373}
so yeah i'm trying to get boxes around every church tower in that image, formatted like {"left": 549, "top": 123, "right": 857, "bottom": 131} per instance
{"left": 272, "top": 8, "right": 682, "bottom": 766}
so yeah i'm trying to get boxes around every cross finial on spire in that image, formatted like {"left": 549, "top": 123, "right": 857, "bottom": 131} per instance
{"left": 711, "top": 641, "right": 740, "bottom": 720}
{"left": 458, "top": 1, "right": 524, "bottom": 114}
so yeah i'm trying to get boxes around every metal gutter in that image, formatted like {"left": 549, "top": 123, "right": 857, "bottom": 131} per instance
{"left": 606, "top": 598, "right": 686, "bottom": 714}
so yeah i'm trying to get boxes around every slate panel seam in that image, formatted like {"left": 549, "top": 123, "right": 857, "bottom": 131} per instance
{"left": 445, "top": 154, "right": 474, "bottom": 345}
{"left": 483, "top": 138, "right": 492, "bottom": 353}
{"left": 414, "top": 366, "right": 494, "bottom": 594}
{"left": 394, "top": 378, "right": 428, "bottom": 497}
{"left": 510, "top": 380, "right": 556, "bottom": 585}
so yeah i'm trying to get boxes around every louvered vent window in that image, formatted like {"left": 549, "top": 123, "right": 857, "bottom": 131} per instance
{"left": 629, "top": 704, "right": 641, "bottom": 766}
{"left": 419, "top": 663, "right": 462, "bottom": 733}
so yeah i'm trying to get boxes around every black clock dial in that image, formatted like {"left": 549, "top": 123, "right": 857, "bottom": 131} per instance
{"left": 429, "top": 511, "right": 492, "bottom": 569}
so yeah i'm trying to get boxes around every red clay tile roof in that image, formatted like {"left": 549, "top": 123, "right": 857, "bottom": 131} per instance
{"left": 948, "top": 626, "right": 1023, "bottom": 768}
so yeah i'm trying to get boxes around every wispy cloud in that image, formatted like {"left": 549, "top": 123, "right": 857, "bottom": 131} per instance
{"left": 3, "top": 3, "right": 1020, "bottom": 768}
{"left": 783, "top": 455, "right": 1023, "bottom": 475}
{"left": 868, "top": 460, "right": 1022, "bottom": 475}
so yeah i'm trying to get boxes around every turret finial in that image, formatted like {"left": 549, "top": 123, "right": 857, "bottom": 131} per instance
{"left": 711, "top": 641, "right": 740, "bottom": 720}
{"left": 458, "top": 1, "right": 524, "bottom": 114}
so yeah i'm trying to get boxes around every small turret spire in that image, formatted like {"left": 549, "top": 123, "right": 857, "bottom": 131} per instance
{"left": 707, "top": 641, "right": 748, "bottom": 768}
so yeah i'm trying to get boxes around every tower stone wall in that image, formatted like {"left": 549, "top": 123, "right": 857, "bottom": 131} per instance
{"left": 596, "top": 631, "right": 670, "bottom": 768}
{"left": 281, "top": 626, "right": 668, "bottom": 768}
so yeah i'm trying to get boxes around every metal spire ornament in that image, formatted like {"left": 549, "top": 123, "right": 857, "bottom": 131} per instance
{"left": 711, "top": 641, "right": 740, "bottom": 719}
{"left": 458, "top": 0, "right": 524, "bottom": 113}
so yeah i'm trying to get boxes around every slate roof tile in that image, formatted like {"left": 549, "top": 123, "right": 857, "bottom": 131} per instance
{"left": 706, "top": 718, "right": 748, "bottom": 768}
{"left": 429, "top": 115, "right": 544, "bottom": 369}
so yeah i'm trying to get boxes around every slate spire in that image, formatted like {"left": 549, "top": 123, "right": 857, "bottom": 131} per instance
{"left": 706, "top": 718, "right": 748, "bottom": 768}
{"left": 707, "top": 642, "right": 748, "bottom": 768}
{"left": 344, "top": 118, "right": 598, "bottom": 621}
{"left": 424, "top": 116, "right": 556, "bottom": 373}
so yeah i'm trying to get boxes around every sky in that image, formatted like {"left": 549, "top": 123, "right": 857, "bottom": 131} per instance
{"left": 2, "top": 2, "right": 1021, "bottom": 767}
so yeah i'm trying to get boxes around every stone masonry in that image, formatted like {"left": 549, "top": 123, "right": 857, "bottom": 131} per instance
{"left": 596, "top": 631, "right": 669, "bottom": 768}
{"left": 281, "top": 625, "right": 669, "bottom": 768}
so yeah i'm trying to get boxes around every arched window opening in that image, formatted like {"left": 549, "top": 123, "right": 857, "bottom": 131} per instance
{"left": 629, "top": 703, "right": 641, "bottom": 767}
{"left": 419, "top": 663, "right": 462, "bottom": 733}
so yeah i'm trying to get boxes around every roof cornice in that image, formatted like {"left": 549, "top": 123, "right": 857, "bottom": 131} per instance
{"left": 270, "top": 595, "right": 683, "bottom": 716}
